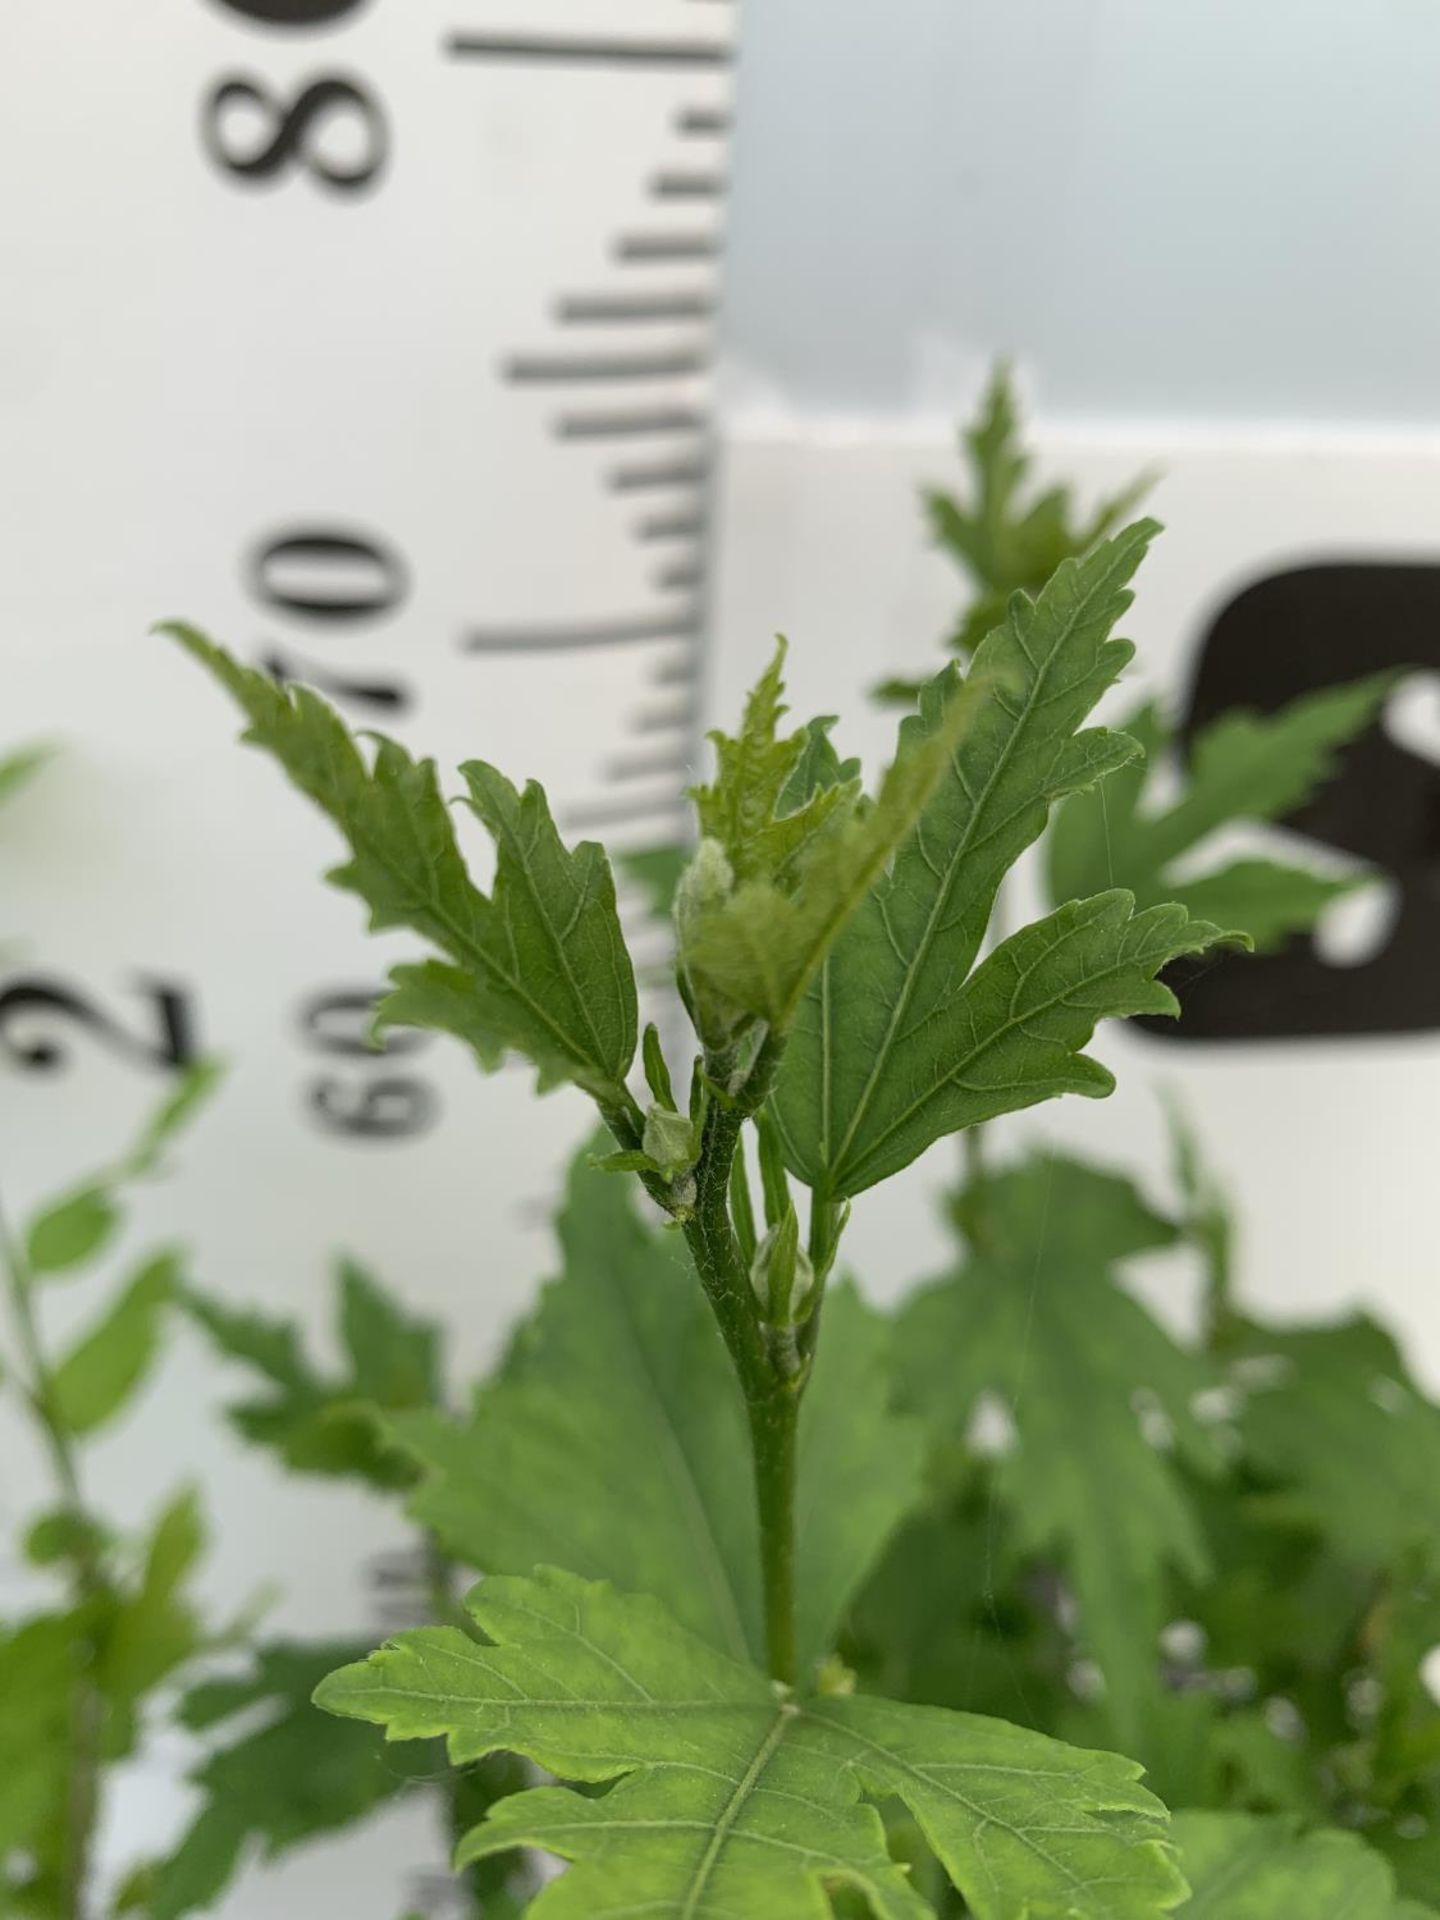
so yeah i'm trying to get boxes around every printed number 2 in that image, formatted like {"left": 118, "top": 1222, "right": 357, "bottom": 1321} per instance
{"left": 203, "top": 76, "right": 387, "bottom": 192}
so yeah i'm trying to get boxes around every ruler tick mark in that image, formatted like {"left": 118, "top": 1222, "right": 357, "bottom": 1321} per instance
{"left": 609, "top": 460, "right": 708, "bottom": 492}
{"left": 462, "top": 613, "right": 701, "bottom": 654}
{"left": 638, "top": 513, "right": 704, "bottom": 541}
{"left": 556, "top": 293, "right": 715, "bottom": 325}
{"left": 557, "top": 405, "right": 706, "bottom": 440}
{"left": 616, "top": 232, "right": 722, "bottom": 263}
{"left": 504, "top": 349, "right": 709, "bottom": 383}
{"left": 675, "top": 106, "right": 731, "bottom": 136}
{"left": 651, "top": 172, "right": 727, "bottom": 199}
{"left": 445, "top": 34, "right": 732, "bottom": 69}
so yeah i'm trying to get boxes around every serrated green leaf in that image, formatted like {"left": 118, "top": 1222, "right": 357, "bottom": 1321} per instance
{"left": 691, "top": 638, "right": 859, "bottom": 890}
{"left": 338, "top": 1259, "right": 440, "bottom": 1408}
{"left": 50, "top": 1251, "right": 177, "bottom": 1436}
{"left": 317, "top": 1566, "right": 1187, "bottom": 1920}
{"left": 187, "top": 1263, "right": 439, "bottom": 1492}
{"left": 163, "top": 626, "right": 637, "bottom": 1104}
{"left": 896, "top": 1155, "right": 1223, "bottom": 1761}
{"left": 779, "top": 884, "right": 1229, "bottom": 1198}
{"left": 921, "top": 365, "right": 1153, "bottom": 663}
{"left": 1046, "top": 679, "right": 1388, "bottom": 950}
{"left": 389, "top": 1148, "right": 922, "bottom": 1679}
{"left": 147, "top": 1642, "right": 451, "bottom": 1920}
{"left": 1173, "top": 1812, "right": 1423, "bottom": 1916}
{"left": 1233, "top": 1316, "right": 1440, "bottom": 1574}
{"left": 772, "top": 523, "right": 1236, "bottom": 1198}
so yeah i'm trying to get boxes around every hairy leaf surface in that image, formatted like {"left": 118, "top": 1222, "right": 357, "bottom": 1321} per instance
{"left": 679, "top": 644, "right": 983, "bottom": 1035}
{"left": 165, "top": 627, "right": 636, "bottom": 1102}
{"left": 896, "top": 1155, "right": 1225, "bottom": 1756}
{"left": 390, "top": 1150, "right": 922, "bottom": 1676}
{"left": 318, "top": 1566, "right": 1187, "bottom": 1920}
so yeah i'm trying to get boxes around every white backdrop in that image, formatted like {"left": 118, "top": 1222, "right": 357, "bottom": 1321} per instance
{"left": 4, "top": 4, "right": 1440, "bottom": 1916}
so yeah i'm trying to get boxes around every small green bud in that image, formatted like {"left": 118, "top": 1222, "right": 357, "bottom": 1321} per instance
{"left": 673, "top": 836, "right": 734, "bottom": 937}
{"left": 642, "top": 1103, "right": 699, "bottom": 1178}
{"left": 748, "top": 1213, "right": 814, "bottom": 1326}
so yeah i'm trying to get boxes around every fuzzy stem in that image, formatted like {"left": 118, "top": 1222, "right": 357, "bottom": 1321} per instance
{"left": 0, "top": 1197, "right": 105, "bottom": 1920}
{"left": 676, "top": 1030, "right": 806, "bottom": 1683}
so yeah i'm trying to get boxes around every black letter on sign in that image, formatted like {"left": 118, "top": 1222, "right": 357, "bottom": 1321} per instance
{"left": 1144, "top": 562, "right": 1440, "bottom": 1041}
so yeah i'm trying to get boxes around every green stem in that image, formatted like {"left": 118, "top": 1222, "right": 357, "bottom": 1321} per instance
{"left": 747, "top": 1381, "right": 801, "bottom": 1687}
{"left": 676, "top": 1030, "right": 807, "bottom": 1684}
{"left": 0, "top": 1198, "right": 105, "bottom": 1920}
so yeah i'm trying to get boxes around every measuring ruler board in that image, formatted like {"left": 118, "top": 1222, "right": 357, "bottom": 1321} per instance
{"left": 0, "top": 4, "right": 739, "bottom": 1906}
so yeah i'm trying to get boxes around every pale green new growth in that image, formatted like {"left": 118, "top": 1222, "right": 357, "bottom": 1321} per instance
{"left": 317, "top": 1567, "right": 1187, "bottom": 1920}
{"left": 679, "top": 639, "right": 987, "bottom": 1039}
{"left": 1173, "top": 1812, "right": 1437, "bottom": 1917}
{"left": 161, "top": 625, "right": 637, "bottom": 1108}
{"left": 1047, "top": 679, "right": 1389, "bottom": 950}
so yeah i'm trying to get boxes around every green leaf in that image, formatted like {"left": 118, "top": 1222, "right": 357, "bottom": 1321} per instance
{"left": 896, "top": 1154, "right": 1224, "bottom": 1760}
{"left": 100, "top": 1489, "right": 206, "bottom": 1730}
{"left": 126, "top": 1058, "right": 224, "bottom": 1178}
{"left": 24, "top": 1184, "right": 119, "bottom": 1276}
{"left": 692, "top": 638, "right": 859, "bottom": 889}
{"left": 680, "top": 657, "right": 990, "bottom": 1037}
{"left": 772, "top": 522, "right": 1237, "bottom": 1197}
{"left": 390, "top": 1148, "right": 923, "bottom": 1679}
{"left": 186, "top": 1263, "right": 440, "bottom": 1492}
{"left": 1173, "top": 1812, "right": 1426, "bottom": 1917}
{"left": 0, "top": 1613, "right": 81, "bottom": 1856}
{"left": 163, "top": 626, "right": 637, "bottom": 1104}
{"left": 337, "top": 1258, "right": 440, "bottom": 1407}
{"left": 21, "top": 1063, "right": 219, "bottom": 1279}
{"left": 780, "top": 883, "right": 1229, "bottom": 1198}
{"left": 147, "top": 1642, "right": 450, "bottom": 1920}
{"left": 1046, "top": 680, "right": 1389, "bottom": 951}
{"left": 0, "top": 742, "right": 52, "bottom": 812}
{"left": 49, "top": 1251, "right": 178, "bottom": 1436}
{"left": 922, "top": 364, "right": 1153, "bottom": 661}
{"left": 317, "top": 1566, "right": 1187, "bottom": 1920}
{"left": 1232, "top": 1315, "right": 1440, "bottom": 1573}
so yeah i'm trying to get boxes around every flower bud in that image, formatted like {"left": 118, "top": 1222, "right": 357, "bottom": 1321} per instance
{"left": 641, "top": 1103, "right": 699, "bottom": 1178}
{"left": 748, "top": 1213, "right": 815, "bottom": 1325}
